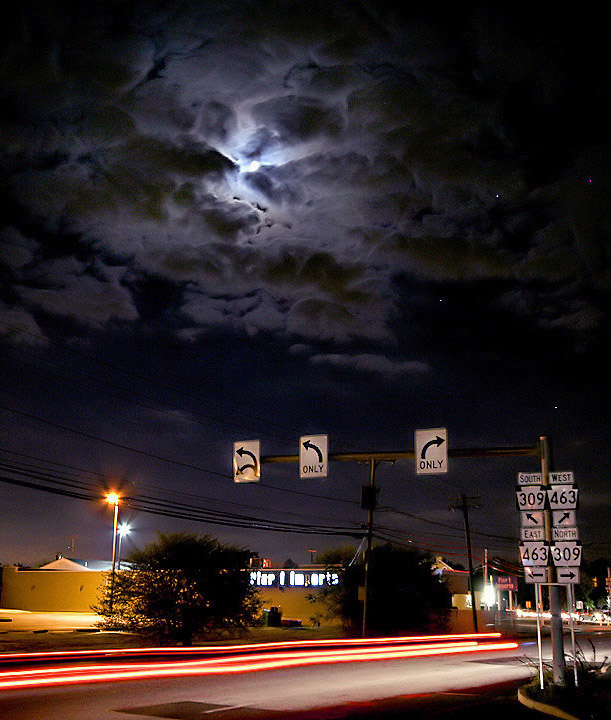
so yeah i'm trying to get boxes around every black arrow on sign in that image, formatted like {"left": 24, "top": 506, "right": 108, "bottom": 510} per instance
{"left": 559, "top": 570, "right": 577, "bottom": 580}
{"left": 526, "top": 513, "right": 541, "bottom": 525}
{"left": 303, "top": 440, "right": 323, "bottom": 463}
{"left": 236, "top": 447, "right": 258, "bottom": 474}
{"left": 526, "top": 568, "right": 546, "bottom": 580}
{"left": 557, "top": 512, "right": 571, "bottom": 524}
{"left": 421, "top": 435, "right": 445, "bottom": 459}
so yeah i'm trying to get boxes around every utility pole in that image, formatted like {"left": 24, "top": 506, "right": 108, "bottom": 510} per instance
{"left": 450, "top": 494, "right": 481, "bottom": 633}
{"left": 361, "top": 458, "right": 380, "bottom": 638}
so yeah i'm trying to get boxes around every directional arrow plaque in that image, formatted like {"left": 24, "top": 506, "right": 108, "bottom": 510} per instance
{"left": 556, "top": 568, "right": 580, "bottom": 584}
{"left": 233, "top": 440, "right": 261, "bottom": 483}
{"left": 415, "top": 428, "right": 448, "bottom": 475}
{"left": 552, "top": 510, "right": 576, "bottom": 527}
{"left": 524, "top": 566, "right": 547, "bottom": 584}
{"left": 521, "top": 511, "right": 544, "bottom": 528}
{"left": 300, "top": 435, "right": 328, "bottom": 479}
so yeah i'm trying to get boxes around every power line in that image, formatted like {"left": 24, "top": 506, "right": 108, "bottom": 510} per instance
{"left": 3, "top": 347, "right": 293, "bottom": 444}
{"left": 0, "top": 320, "right": 309, "bottom": 440}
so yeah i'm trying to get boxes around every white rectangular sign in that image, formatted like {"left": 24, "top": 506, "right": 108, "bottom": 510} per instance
{"left": 556, "top": 567, "right": 580, "bottom": 584}
{"left": 552, "top": 527, "right": 579, "bottom": 541}
{"left": 550, "top": 542, "right": 582, "bottom": 567}
{"left": 549, "top": 471, "right": 574, "bottom": 485}
{"left": 517, "top": 472, "right": 542, "bottom": 486}
{"left": 524, "top": 566, "right": 547, "bottom": 584}
{"left": 552, "top": 509, "right": 576, "bottom": 527}
{"left": 415, "top": 428, "right": 448, "bottom": 475}
{"left": 300, "top": 435, "right": 328, "bottom": 479}
{"left": 519, "top": 542, "right": 549, "bottom": 567}
{"left": 516, "top": 471, "right": 574, "bottom": 485}
{"left": 233, "top": 440, "right": 261, "bottom": 483}
{"left": 516, "top": 488, "right": 547, "bottom": 511}
{"left": 521, "top": 510, "right": 544, "bottom": 527}
{"left": 521, "top": 527, "right": 545, "bottom": 541}
{"left": 547, "top": 487, "right": 578, "bottom": 510}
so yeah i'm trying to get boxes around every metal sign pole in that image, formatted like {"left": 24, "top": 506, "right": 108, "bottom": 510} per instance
{"left": 536, "top": 582, "right": 545, "bottom": 690}
{"left": 540, "top": 436, "right": 566, "bottom": 685}
{"left": 568, "top": 584, "right": 578, "bottom": 688}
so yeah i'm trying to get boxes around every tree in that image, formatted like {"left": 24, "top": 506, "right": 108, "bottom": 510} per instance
{"left": 315, "top": 542, "right": 451, "bottom": 633}
{"left": 96, "top": 532, "right": 261, "bottom": 642}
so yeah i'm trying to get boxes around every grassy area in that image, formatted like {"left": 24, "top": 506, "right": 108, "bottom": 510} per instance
{"left": 521, "top": 667, "right": 611, "bottom": 719}
{"left": 0, "top": 622, "right": 350, "bottom": 654}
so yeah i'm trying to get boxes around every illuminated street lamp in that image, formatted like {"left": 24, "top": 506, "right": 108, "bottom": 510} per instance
{"left": 117, "top": 523, "right": 131, "bottom": 571}
{"left": 105, "top": 493, "right": 120, "bottom": 612}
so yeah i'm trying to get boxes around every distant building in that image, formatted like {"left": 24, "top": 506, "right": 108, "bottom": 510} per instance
{"left": 0, "top": 557, "right": 110, "bottom": 612}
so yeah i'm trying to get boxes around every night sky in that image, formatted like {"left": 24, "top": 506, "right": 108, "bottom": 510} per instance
{"left": 1, "top": 1, "right": 609, "bottom": 572}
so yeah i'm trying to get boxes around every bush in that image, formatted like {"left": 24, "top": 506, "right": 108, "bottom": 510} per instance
{"left": 315, "top": 542, "right": 451, "bottom": 633}
{"left": 95, "top": 532, "right": 261, "bottom": 642}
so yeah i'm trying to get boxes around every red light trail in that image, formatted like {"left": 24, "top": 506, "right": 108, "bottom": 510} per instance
{"left": 0, "top": 637, "right": 518, "bottom": 692}
{"left": 0, "top": 632, "right": 502, "bottom": 665}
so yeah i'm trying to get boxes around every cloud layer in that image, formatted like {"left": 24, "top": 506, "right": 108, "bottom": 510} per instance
{"left": 1, "top": 1, "right": 609, "bottom": 371}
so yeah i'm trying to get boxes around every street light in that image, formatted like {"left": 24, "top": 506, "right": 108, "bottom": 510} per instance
{"left": 105, "top": 493, "right": 120, "bottom": 613}
{"left": 117, "top": 523, "right": 131, "bottom": 571}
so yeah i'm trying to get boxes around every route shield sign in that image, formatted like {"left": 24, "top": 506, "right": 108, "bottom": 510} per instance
{"left": 547, "top": 487, "right": 578, "bottom": 510}
{"left": 300, "top": 435, "right": 328, "bottom": 479}
{"left": 524, "top": 567, "right": 547, "bottom": 584}
{"left": 516, "top": 488, "right": 547, "bottom": 511}
{"left": 415, "top": 428, "right": 448, "bottom": 475}
{"left": 519, "top": 542, "right": 549, "bottom": 567}
{"left": 550, "top": 542, "right": 582, "bottom": 567}
{"left": 233, "top": 440, "right": 261, "bottom": 483}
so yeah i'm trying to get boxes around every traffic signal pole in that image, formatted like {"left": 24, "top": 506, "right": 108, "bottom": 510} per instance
{"left": 540, "top": 436, "right": 566, "bottom": 685}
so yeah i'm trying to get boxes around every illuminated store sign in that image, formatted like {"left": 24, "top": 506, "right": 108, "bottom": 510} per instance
{"left": 249, "top": 570, "right": 340, "bottom": 588}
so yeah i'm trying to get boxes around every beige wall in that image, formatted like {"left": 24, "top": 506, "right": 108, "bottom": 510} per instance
{"left": 258, "top": 587, "right": 340, "bottom": 625}
{"left": 1, "top": 567, "right": 106, "bottom": 612}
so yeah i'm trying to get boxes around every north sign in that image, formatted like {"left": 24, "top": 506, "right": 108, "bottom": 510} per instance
{"left": 552, "top": 527, "right": 579, "bottom": 542}
{"left": 415, "top": 428, "right": 448, "bottom": 475}
{"left": 300, "top": 435, "right": 328, "bottom": 479}
{"left": 233, "top": 440, "right": 261, "bottom": 483}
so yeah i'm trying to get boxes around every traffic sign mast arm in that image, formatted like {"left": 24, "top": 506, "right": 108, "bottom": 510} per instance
{"left": 261, "top": 444, "right": 538, "bottom": 465}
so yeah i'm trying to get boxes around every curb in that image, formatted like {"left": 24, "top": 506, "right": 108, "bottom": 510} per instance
{"left": 517, "top": 686, "right": 581, "bottom": 720}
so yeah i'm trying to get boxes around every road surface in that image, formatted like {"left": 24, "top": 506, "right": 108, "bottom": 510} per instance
{"left": 0, "top": 632, "right": 608, "bottom": 719}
